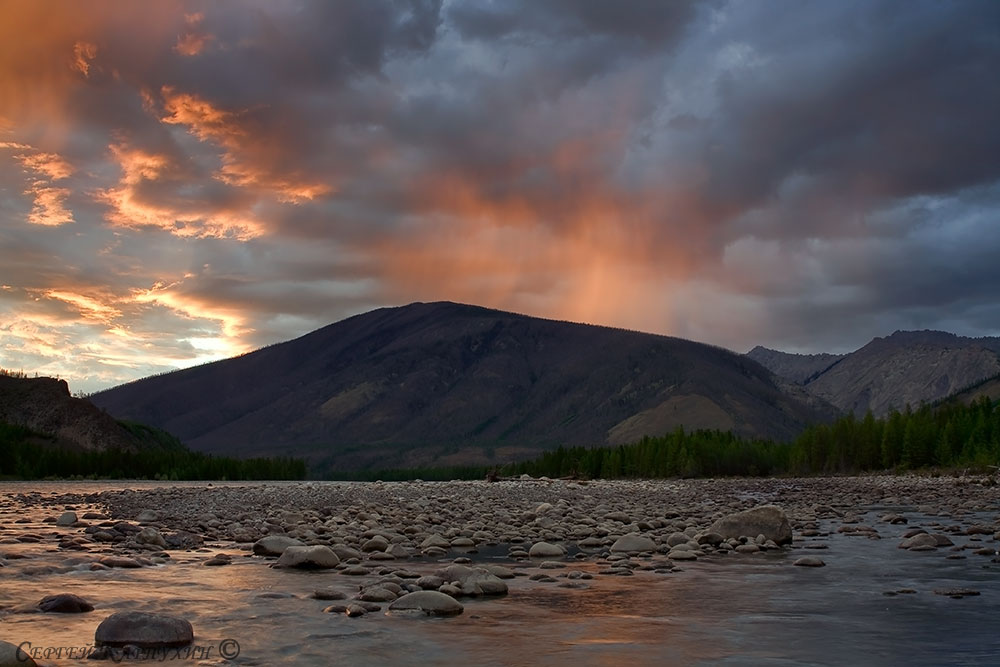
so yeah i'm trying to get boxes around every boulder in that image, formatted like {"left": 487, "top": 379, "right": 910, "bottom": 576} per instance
{"left": 696, "top": 532, "right": 725, "bottom": 546}
{"left": 330, "top": 544, "right": 363, "bottom": 561}
{"left": 361, "top": 536, "right": 389, "bottom": 552}
{"left": 55, "top": 511, "right": 78, "bottom": 527}
{"left": 528, "top": 541, "right": 566, "bottom": 558}
{"left": 389, "top": 591, "right": 463, "bottom": 617}
{"left": 793, "top": 557, "right": 826, "bottom": 567}
{"left": 274, "top": 545, "right": 340, "bottom": 569}
{"left": 94, "top": 611, "right": 193, "bottom": 648}
{"left": 436, "top": 564, "right": 508, "bottom": 596}
{"left": 252, "top": 535, "right": 303, "bottom": 557}
{"left": 610, "top": 534, "right": 656, "bottom": 553}
{"left": 136, "top": 527, "right": 167, "bottom": 548}
{"left": 420, "top": 534, "right": 451, "bottom": 550}
{"left": 708, "top": 505, "right": 792, "bottom": 545}
{"left": 898, "top": 533, "right": 940, "bottom": 549}
{"left": 38, "top": 593, "right": 94, "bottom": 613}
{"left": 0, "top": 640, "right": 37, "bottom": 667}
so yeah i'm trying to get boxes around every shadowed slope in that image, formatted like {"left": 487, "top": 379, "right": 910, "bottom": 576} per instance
{"left": 92, "top": 302, "right": 836, "bottom": 470}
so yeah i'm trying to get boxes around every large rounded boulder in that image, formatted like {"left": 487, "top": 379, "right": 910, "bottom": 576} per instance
{"left": 274, "top": 545, "right": 340, "bottom": 569}
{"left": 388, "top": 591, "right": 464, "bottom": 617}
{"left": 253, "top": 535, "right": 304, "bottom": 557}
{"left": 707, "top": 505, "right": 792, "bottom": 545}
{"left": 94, "top": 612, "right": 193, "bottom": 648}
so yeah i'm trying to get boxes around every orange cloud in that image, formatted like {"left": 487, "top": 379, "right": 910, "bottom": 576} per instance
{"left": 71, "top": 41, "right": 98, "bottom": 77}
{"left": 174, "top": 32, "right": 212, "bottom": 56}
{"left": 26, "top": 185, "right": 74, "bottom": 226}
{"left": 42, "top": 289, "right": 123, "bottom": 324}
{"left": 19, "top": 152, "right": 73, "bottom": 180}
{"left": 99, "top": 142, "right": 263, "bottom": 239}
{"left": 3, "top": 143, "right": 75, "bottom": 226}
{"left": 158, "top": 87, "right": 332, "bottom": 203}
{"left": 174, "top": 14, "right": 212, "bottom": 57}
{"left": 130, "top": 279, "right": 252, "bottom": 354}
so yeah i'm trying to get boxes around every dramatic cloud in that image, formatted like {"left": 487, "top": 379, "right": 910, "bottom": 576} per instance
{"left": 1, "top": 0, "right": 998, "bottom": 393}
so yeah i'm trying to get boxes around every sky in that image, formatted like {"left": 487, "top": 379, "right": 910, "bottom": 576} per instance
{"left": 1, "top": 0, "right": 999, "bottom": 394}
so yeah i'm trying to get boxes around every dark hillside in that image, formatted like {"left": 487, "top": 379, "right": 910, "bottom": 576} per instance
{"left": 92, "top": 302, "right": 837, "bottom": 470}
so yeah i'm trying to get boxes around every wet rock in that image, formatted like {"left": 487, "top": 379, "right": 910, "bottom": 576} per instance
{"left": 388, "top": 591, "right": 464, "bottom": 616}
{"left": 610, "top": 534, "right": 656, "bottom": 553}
{"left": 361, "top": 536, "right": 389, "bottom": 552}
{"left": 482, "top": 564, "right": 515, "bottom": 579}
{"left": 38, "top": 593, "right": 94, "bottom": 613}
{"left": 55, "top": 511, "right": 78, "bottom": 527}
{"left": 420, "top": 534, "right": 451, "bottom": 550}
{"left": 311, "top": 588, "right": 347, "bottom": 600}
{"left": 274, "top": 545, "right": 340, "bottom": 569}
{"left": 94, "top": 611, "right": 193, "bottom": 648}
{"left": 252, "top": 535, "right": 303, "bottom": 557}
{"left": 528, "top": 541, "right": 565, "bottom": 558}
{"left": 417, "top": 575, "right": 445, "bottom": 590}
{"left": 136, "top": 510, "right": 159, "bottom": 523}
{"left": 136, "top": 527, "right": 167, "bottom": 548}
{"left": 357, "top": 586, "right": 398, "bottom": 602}
{"left": 933, "top": 588, "right": 980, "bottom": 599}
{"left": 0, "top": 640, "right": 37, "bottom": 667}
{"left": 898, "top": 533, "right": 939, "bottom": 550}
{"left": 330, "top": 544, "right": 363, "bottom": 561}
{"left": 696, "top": 532, "right": 724, "bottom": 546}
{"left": 708, "top": 505, "right": 793, "bottom": 545}
{"left": 436, "top": 564, "right": 508, "bottom": 596}
{"left": 793, "top": 557, "right": 826, "bottom": 567}
{"left": 98, "top": 556, "right": 142, "bottom": 568}
{"left": 345, "top": 604, "right": 368, "bottom": 617}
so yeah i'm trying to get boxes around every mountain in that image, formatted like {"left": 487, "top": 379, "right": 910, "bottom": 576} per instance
{"left": 90, "top": 301, "right": 836, "bottom": 471}
{"left": 0, "top": 374, "right": 143, "bottom": 451}
{"left": 943, "top": 373, "right": 1000, "bottom": 406}
{"left": 749, "top": 330, "right": 1000, "bottom": 416}
{"left": 746, "top": 346, "right": 846, "bottom": 384}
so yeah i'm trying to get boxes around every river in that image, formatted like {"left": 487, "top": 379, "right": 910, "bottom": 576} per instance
{"left": 1, "top": 480, "right": 998, "bottom": 666}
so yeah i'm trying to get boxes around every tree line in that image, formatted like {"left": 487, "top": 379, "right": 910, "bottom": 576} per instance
{"left": 504, "top": 397, "right": 1000, "bottom": 479}
{"left": 0, "top": 422, "right": 307, "bottom": 481}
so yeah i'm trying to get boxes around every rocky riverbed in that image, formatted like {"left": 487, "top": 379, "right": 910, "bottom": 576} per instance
{"left": 1, "top": 475, "right": 999, "bottom": 665}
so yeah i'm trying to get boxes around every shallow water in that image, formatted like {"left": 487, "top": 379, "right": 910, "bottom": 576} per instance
{"left": 1, "top": 482, "right": 998, "bottom": 666}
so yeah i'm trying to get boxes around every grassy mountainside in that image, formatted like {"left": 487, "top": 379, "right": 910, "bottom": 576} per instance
{"left": 92, "top": 301, "right": 837, "bottom": 471}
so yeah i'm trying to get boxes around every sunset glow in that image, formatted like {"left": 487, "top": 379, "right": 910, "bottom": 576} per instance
{"left": 1, "top": 0, "right": 998, "bottom": 393}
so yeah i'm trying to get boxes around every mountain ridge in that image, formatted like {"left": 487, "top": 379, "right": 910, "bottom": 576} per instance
{"left": 748, "top": 330, "right": 1000, "bottom": 416}
{"left": 91, "top": 301, "right": 836, "bottom": 471}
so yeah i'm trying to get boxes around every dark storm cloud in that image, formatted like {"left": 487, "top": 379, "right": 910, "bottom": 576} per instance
{"left": 448, "top": 0, "right": 702, "bottom": 44}
{"left": 701, "top": 0, "right": 1000, "bottom": 223}
{"left": 2, "top": 0, "right": 1000, "bottom": 392}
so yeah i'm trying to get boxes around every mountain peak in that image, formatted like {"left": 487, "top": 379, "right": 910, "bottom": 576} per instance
{"left": 91, "top": 303, "right": 833, "bottom": 471}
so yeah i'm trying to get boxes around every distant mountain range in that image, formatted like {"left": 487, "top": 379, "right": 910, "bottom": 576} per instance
{"left": 748, "top": 330, "right": 1000, "bottom": 416}
{"left": 90, "top": 302, "right": 834, "bottom": 471}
